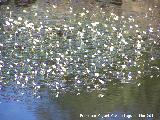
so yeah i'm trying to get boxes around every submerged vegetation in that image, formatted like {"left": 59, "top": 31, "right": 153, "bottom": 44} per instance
{"left": 0, "top": 2, "right": 160, "bottom": 100}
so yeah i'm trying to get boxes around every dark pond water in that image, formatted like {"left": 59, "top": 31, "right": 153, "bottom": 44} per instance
{"left": 0, "top": 0, "right": 160, "bottom": 120}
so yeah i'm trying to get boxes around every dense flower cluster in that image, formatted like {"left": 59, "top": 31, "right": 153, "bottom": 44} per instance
{"left": 0, "top": 5, "right": 160, "bottom": 99}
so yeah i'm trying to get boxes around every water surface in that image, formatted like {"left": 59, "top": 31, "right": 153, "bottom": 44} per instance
{"left": 0, "top": 0, "right": 160, "bottom": 120}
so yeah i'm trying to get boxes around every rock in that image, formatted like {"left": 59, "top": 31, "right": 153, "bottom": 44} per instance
{"left": 110, "top": 0, "right": 123, "bottom": 6}
{"left": 14, "top": 0, "right": 37, "bottom": 6}
{"left": 96, "top": 0, "right": 123, "bottom": 6}
{"left": 0, "top": 0, "right": 10, "bottom": 5}
{"left": 0, "top": 0, "right": 8, "bottom": 3}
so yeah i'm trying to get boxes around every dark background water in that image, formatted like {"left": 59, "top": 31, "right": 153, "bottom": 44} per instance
{"left": 0, "top": 0, "right": 160, "bottom": 120}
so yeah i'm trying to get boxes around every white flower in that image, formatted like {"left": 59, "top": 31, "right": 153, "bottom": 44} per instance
{"left": 48, "top": 27, "right": 52, "bottom": 31}
{"left": 34, "top": 38, "right": 40, "bottom": 43}
{"left": 17, "top": 81, "right": 21, "bottom": 85}
{"left": 91, "top": 22, "right": 99, "bottom": 27}
{"left": 78, "top": 22, "right": 82, "bottom": 26}
{"left": 111, "top": 13, "right": 115, "bottom": 16}
{"left": 114, "top": 16, "right": 119, "bottom": 21}
{"left": 84, "top": 55, "right": 87, "bottom": 57}
{"left": 103, "top": 24, "right": 107, "bottom": 27}
{"left": 151, "top": 57, "right": 154, "bottom": 60}
{"left": 24, "top": 20, "right": 28, "bottom": 25}
{"left": 34, "top": 13, "right": 37, "bottom": 16}
{"left": 55, "top": 27, "right": 60, "bottom": 30}
{"left": 52, "top": 65, "right": 56, "bottom": 68}
{"left": 25, "top": 76, "right": 29, "bottom": 81}
{"left": 128, "top": 72, "right": 132, "bottom": 79}
{"left": 143, "top": 31, "right": 146, "bottom": 34}
{"left": 138, "top": 71, "right": 141, "bottom": 74}
{"left": 9, "top": 18, "right": 13, "bottom": 22}
{"left": 56, "top": 58, "right": 60, "bottom": 61}
{"left": 77, "top": 31, "right": 84, "bottom": 38}
{"left": 0, "top": 44, "right": 3, "bottom": 47}
{"left": 61, "top": 67, "right": 66, "bottom": 72}
{"left": 149, "top": 27, "right": 153, "bottom": 33}
{"left": 0, "top": 64, "right": 3, "bottom": 68}
{"left": 13, "top": 20, "right": 20, "bottom": 25}
{"left": 97, "top": 50, "right": 101, "bottom": 53}
{"left": 18, "top": 17, "right": 22, "bottom": 21}
{"left": 128, "top": 17, "right": 134, "bottom": 22}
{"left": 112, "top": 27, "right": 117, "bottom": 31}
{"left": 135, "top": 24, "right": 139, "bottom": 28}
{"left": 130, "top": 26, "right": 133, "bottom": 29}
{"left": 138, "top": 35, "right": 142, "bottom": 39}
{"left": 104, "top": 44, "right": 108, "bottom": 47}
{"left": 149, "top": 8, "right": 152, "bottom": 11}
{"left": 92, "top": 55, "right": 95, "bottom": 58}
{"left": 69, "top": 10, "right": 73, "bottom": 13}
{"left": 55, "top": 92, "right": 59, "bottom": 97}
{"left": 69, "top": 27, "right": 74, "bottom": 30}
{"left": 23, "top": 10, "right": 27, "bottom": 13}
{"left": 121, "top": 65, "right": 126, "bottom": 69}
{"left": 97, "top": 31, "right": 101, "bottom": 35}
{"left": 69, "top": 7, "right": 73, "bottom": 10}
{"left": 51, "top": 70, "right": 55, "bottom": 75}
{"left": 77, "top": 80, "right": 81, "bottom": 84}
{"left": 86, "top": 10, "right": 89, "bottom": 13}
{"left": 121, "top": 16, "right": 125, "bottom": 19}
{"left": 121, "top": 38, "right": 128, "bottom": 45}
{"left": 110, "top": 46, "right": 114, "bottom": 51}
{"left": 52, "top": 5, "right": 57, "bottom": 8}
{"left": 26, "top": 23, "right": 34, "bottom": 28}
{"left": 80, "top": 12, "right": 85, "bottom": 17}
{"left": 102, "top": 64, "right": 105, "bottom": 67}
{"left": 137, "top": 41, "right": 141, "bottom": 49}
{"left": 98, "top": 94, "right": 104, "bottom": 98}
{"left": 5, "top": 21, "right": 10, "bottom": 26}
{"left": 137, "top": 83, "right": 141, "bottom": 86}
{"left": 117, "top": 33, "right": 122, "bottom": 38}
{"left": 99, "top": 79, "right": 105, "bottom": 84}
{"left": 95, "top": 73, "right": 99, "bottom": 77}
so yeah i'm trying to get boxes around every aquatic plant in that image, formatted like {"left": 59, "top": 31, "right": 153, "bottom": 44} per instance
{"left": 0, "top": 4, "right": 160, "bottom": 100}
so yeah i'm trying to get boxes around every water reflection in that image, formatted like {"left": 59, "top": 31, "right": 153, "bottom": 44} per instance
{"left": 1, "top": 75, "right": 159, "bottom": 120}
{"left": 1, "top": 75, "right": 158, "bottom": 120}
{"left": 34, "top": 94, "right": 70, "bottom": 120}
{"left": 51, "top": 76, "right": 160, "bottom": 120}
{"left": 0, "top": 102, "right": 37, "bottom": 120}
